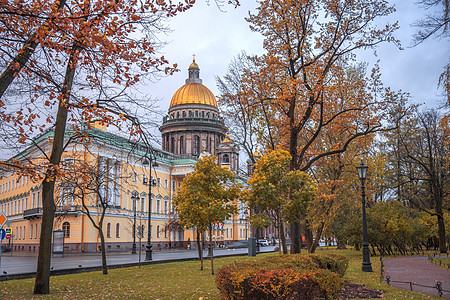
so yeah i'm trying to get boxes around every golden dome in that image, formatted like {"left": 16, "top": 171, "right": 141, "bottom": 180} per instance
{"left": 169, "top": 83, "right": 218, "bottom": 107}
{"left": 189, "top": 61, "right": 199, "bottom": 69}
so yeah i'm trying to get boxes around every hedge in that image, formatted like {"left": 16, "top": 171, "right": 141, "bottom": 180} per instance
{"left": 215, "top": 253, "right": 348, "bottom": 300}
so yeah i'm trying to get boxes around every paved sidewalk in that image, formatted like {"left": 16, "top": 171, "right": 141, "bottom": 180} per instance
{"left": 384, "top": 256, "right": 450, "bottom": 299}
{"left": 0, "top": 246, "right": 276, "bottom": 280}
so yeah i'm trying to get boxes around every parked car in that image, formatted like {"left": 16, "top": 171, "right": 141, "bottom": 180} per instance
{"left": 227, "top": 240, "right": 248, "bottom": 249}
{"left": 1, "top": 246, "right": 11, "bottom": 253}
{"left": 258, "top": 239, "right": 270, "bottom": 247}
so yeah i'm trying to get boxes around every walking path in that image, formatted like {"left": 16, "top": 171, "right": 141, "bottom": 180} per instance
{"left": 384, "top": 256, "right": 450, "bottom": 299}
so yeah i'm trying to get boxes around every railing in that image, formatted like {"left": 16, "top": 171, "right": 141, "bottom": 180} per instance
{"left": 380, "top": 255, "right": 450, "bottom": 298}
{"left": 23, "top": 206, "right": 81, "bottom": 218}
{"left": 23, "top": 207, "right": 43, "bottom": 219}
{"left": 161, "top": 116, "right": 225, "bottom": 126}
{"left": 385, "top": 276, "right": 447, "bottom": 297}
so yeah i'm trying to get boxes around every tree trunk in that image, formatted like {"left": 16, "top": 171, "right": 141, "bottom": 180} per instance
{"left": 437, "top": 213, "right": 447, "bottom": 253}
{"left": 309, "top": 221, "right": 324, "bottom": 253}
{"left": 99, "top": 229, "right": 108, "bottom": 275}
{"left": 209, "top": 226, "right": 214, "bottom": 275}
{"left": 196, "top": 230, "right": 203, "bottom": 270}
{"left": 34, "top": 45, "right": 77, "bottom": 295}
{"left": 290, "top": 221, "right": 301, "bottom": 254}
{"left": 305, "top": 225, "right": 314, "bottom": 253}
{"left": 336, "top": 239, "right": 347, "bottom": 249}
{"left": 279, "top": 219, "right": 288, "bottom": 254}
{"left": 33, "top": 179, "right": 56, "bottom": 294}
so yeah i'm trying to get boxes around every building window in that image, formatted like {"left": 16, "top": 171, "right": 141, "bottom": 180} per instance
{"left": 156, "top": 197, "right": 161, "bottom": 213}
{"left": 223, "top": 154, "right": 230, "bottom": 163}
{"left": 171, "top": 137, "right": 175, "bottom": 153}
{"left": 157, "top": 177, "right": 161, "bottom": 188}
{"left": 61, "top": 186, "right": 74, "bottom": 206}
{"left": 164, "top": 200, "right": 168, "bottom": 214}
{"left": 107, "top": 223, "right": 111, "bottom": 238}
{"left": 116, "top": 223, "right": 120, "bottom": 238}
{"left": 62, "top": 157, "right": 75, "bottom": 171}
{"left": 172, "top": 180, "right": 176, "bottom": 191}
{"left": 157, "top": 226, "right": 160, "bottom": 238}
{"left": 30, "top": 224, "right": 33, "bottom": 239}
{"left": 133, "top": 172, "right": 137, "bottom": 183}
{"left": 141, "top": 193, "right": 146, "bottom": 211}
{"left": 193, "top": 135, "right": 200, "bottom": 156}
{"left": 179, "top": 136, "right": 184, "bottom": 154}
{"left": 164, "top": 179, "right": 168, "bottom": 189}
{"left": 63, "top": 222, "right": 70, "bottom": 238}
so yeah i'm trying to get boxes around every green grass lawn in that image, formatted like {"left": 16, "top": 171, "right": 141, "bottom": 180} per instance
{"left": 0, "top": 249, "right": 442, "bottom": 299}
{"left": 429, "top": 256, "right": 450, "bottom": 270}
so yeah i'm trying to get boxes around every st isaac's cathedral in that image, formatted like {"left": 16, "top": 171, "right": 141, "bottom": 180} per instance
{"left": 0, "top": 59, "right": 249, "bottom": 253}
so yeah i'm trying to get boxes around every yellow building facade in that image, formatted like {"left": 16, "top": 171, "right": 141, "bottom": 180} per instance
{"left": 0, "top": 60, "right": 249, "bottom": 253}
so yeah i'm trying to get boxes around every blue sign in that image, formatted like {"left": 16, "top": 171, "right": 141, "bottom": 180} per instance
{"left": 0, "top": 228, "right": 5, "bottom": 240}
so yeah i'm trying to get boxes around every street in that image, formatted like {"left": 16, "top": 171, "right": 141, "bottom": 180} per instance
{"left": 0, "top": 245, "right": 277, "bottom": 277}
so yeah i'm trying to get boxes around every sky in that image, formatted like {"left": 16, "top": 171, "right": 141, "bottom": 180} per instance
{"left": 144, "top": 0, "right": 448, "bottom": 122}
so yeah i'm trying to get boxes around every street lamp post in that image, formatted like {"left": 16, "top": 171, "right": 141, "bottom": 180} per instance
{"left": 356, "top": 159, "right": 373, "bottom": 272}
{"left": 131, "top": 192, "right": 139, "bottom": 254}
{"left": 143, "top": 156, "right": 158, "bottom": 261}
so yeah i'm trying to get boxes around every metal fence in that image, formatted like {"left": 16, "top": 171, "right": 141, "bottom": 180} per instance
{"left": 380, "top": 255, "right": 450, "bottom": 298}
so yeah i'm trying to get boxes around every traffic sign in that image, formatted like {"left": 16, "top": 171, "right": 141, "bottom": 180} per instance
{"left": 0, "top": 228, "right": 5, "bottom": 240}
{"left": 0, "top": 212, "right": 6, "bottom": 227}
{"left": 5, "top": 227, "right": 11, "bottom": 240}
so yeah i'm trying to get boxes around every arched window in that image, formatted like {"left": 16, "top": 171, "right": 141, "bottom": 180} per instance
{"left": 116, "top": 223, "right": 120, "bottom": 238}
{"left": 179, "top": 136, "right": 184, "bottom": 154}
{"left": 182, "top": 111, "right": 186, "bottom": 118}
{"left": 176, "top": 111, "right": 180, "bottom": 118}
{"left": 62, "top": 222, "right": 70, "bottom": 238}
{"left": 157, "top": 225, "right": 160, "bottom": 238}
{"left": 107, "top": 223, "right": 111, "bottom": 238}
{"left": 223, "top": 154, "right": 230, "bottom": 163}
{"left": 171, "top": 137, "right": 175, "bottom": 153}
{"left": 200, "top": 111, "right": 204, "bottom": 118}
{"left": 193, "top": 135, "right": 200, "bottom": 156}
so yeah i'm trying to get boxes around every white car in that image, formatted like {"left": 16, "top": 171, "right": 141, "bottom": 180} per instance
{"left": 258, "top": 239, "right": 270, "bottom": 246}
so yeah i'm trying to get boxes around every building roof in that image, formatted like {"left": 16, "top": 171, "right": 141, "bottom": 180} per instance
{"left": 169, "top": 59, "right": 218, "bottom": 108}
{"left": 169, "top": 83, "right": 217, "bottom": 107}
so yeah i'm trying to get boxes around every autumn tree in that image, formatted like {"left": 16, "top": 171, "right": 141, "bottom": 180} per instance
{"left": 218, "top": 0, "right": 407, "bottom": 253}
{"left": 243, "top": 149, "right": 316, "bottom": 254}
{"left": 396, "top": 109, "right": 449, "bottom": 253}
{"left": 60, "top": 141, "right": 130, "bottom": 275}
{"left": 0, "top": 0, "right": 197, "bottom": 294}
{"left": 173, "top": 154, "right": 241, "bottom": 275}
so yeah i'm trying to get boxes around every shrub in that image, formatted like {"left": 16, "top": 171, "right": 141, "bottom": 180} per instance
{"left": 216, "top": 254, "right": 348, "bottom": 300}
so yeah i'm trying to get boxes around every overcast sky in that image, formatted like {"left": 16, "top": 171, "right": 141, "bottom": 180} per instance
{"left": 145, "top": 0, "right": 448, "bottom": 121}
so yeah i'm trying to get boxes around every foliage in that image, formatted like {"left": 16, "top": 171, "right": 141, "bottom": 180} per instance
{"left": 219, "top": 0, "right": 409, "bottom": 253}
{"left": 173, "top": 154, "right": 241, "bottom": 273}
{"left": 174, "top": 154, "right": 241, "bottom": 232}
{"left": 243, "top": 149, "right": 317, "bottom": 253}
{"left": 215, "top": 253, "right": 347, "bottom": 300}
